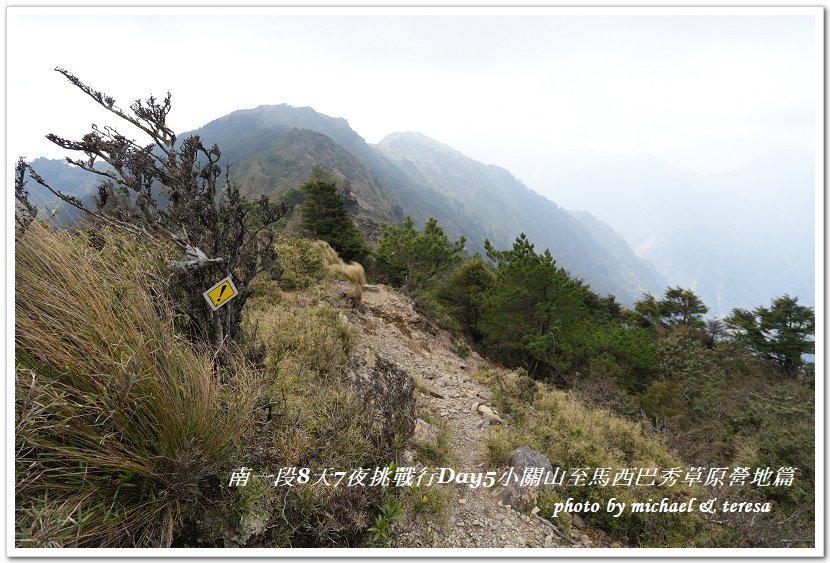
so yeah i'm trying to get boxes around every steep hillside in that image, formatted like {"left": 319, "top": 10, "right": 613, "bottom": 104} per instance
{"left": 232, "top": 128, "right": 400, "bottom": 225}
{"left": 16, "top": 223, "right": 707, "bottom": 549}
{"left": 15, "top": 217, "right": 813, "bottom": 549}
{"left": 570, "top": 210, "right": 665, "bottom": 296}
{"left": 376, "top": 132, "right": 665, "bottom": 303}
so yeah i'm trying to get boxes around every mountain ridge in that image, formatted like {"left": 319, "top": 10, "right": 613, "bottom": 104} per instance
{"left": 25, "top": 104, "right": 670, "bottom": 306}
{"left": 181, "top": 105, "right": 664, "bottom": 305}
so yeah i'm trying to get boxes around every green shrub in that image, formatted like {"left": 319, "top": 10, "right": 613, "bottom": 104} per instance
{"left": 456, "top": 343, "right": 471, "bottom": 359}
{"left": 274, "top": 236, "right": 329, "bottom": 291}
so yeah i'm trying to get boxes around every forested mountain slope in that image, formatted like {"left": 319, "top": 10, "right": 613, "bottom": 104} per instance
{"left": 375, "top": 132, "right": 665, "bottom": 303}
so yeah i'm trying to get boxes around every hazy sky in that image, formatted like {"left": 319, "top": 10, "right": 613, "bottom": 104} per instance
{"left": 7, "top": 8, "right": 818, "bottom": 188}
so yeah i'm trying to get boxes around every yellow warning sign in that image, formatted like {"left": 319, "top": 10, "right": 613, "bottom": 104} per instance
{"left": 203, "top": 276, "right": 238, "bottom": 311}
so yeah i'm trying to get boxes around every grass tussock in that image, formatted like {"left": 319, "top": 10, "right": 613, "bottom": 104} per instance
{"left": 479, "top": 368, "right": 712, "bottom": 547}
{"left": 274, "top": 236, "right": 364, "bottom": 291}
{"left": 250, "top": 299, "right": 354, "bottom": 378}
{"left": 15, "top": 223, "right": 256, "bottom": 548}
{"left": 318, "top": 240, "right": 366, "bottom": 286}
{"left": 220, "top": 283, "right": 414, "bottom": 547}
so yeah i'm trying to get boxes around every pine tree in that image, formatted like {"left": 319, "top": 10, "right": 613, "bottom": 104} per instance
{"left": 299, "top": 167, "right": 367, "bottom": 262}
{"left": 477, "top": 234, "right": 590, "bottom": 376}
{"left": 374, "top": 217, "right": 465, "bottom": 289}
{"left": 436, "top": 255, "right": 493, "bottom": 340}
{"left": 725, "top": 295, "right": 814, "bottom": 375}
{"left": 634, "top": 286, "right": 708, "bottom": 329}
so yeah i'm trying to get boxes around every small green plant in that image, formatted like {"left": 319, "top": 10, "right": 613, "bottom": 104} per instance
{"left": 412, "top": 413, "right": 453, "bottom": 466}
{"left": 456, "top": 343, "right": 471, "bottom": 358}
{"left": 367, "top": 497, "right": 402, "bottom": 546}
{"left": 403, "top": 482, "right": 449, "bottom": 521}
{"left": 413, "top": 491, "right": 431, "bottom": 515}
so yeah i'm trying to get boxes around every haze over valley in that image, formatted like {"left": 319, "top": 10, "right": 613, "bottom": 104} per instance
{"left": 538, "top": 151, "right": 815, "bottom": 317}
{"left": 11, "top": 10, "right": 817, "bottom": 319}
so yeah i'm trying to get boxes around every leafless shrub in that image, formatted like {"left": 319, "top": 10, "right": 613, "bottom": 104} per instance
{"left": 21, "top": 68, "right": 287, "bottom": 349}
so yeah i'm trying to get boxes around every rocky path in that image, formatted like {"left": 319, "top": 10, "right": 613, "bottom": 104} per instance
{"left": 345, "top": 285, "right": 595, "bottom": 549}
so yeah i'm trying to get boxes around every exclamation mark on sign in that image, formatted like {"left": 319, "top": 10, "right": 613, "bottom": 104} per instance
{"left": 217, "top": 284, "right": 227, "bottom": 304}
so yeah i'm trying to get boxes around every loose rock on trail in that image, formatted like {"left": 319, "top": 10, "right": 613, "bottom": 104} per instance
{"left": 343, "top": 284, "right": 601, "bottom": 549}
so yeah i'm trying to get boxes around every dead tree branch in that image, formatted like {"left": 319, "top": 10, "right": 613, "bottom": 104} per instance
{"left": 22, "top": 68, "right": 288, "bottom": 348}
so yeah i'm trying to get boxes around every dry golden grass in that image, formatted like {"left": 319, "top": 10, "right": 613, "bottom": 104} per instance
{"left": 479, "top": 368, "right": 712, "bottom": 547}
{"left": 330, "top": 261, "right": 366, "bottom": 287}
{"left": 15, "top": 223, "right": 256, "bottom": 547}
{"left": 316, "top": 240, "right": 367, "bottom": 286}
{"left": 273, "top": 236, "right": 365, "bottom": 292}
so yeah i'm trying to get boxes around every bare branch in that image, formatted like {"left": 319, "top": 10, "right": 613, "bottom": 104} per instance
{"left": 14, "top": 157, "right": 38, "bottom": 235}
{"left": 26, "top": 165, "right": 145, "bottom": 238}
{"left": 55, "top": 67, "right": 166, "bottom": 144}
{"left": 169, "top": 256, "right": 226, "bottom": 271}
{"left": 28, "top": 69, "right": 288, "bottom": 349}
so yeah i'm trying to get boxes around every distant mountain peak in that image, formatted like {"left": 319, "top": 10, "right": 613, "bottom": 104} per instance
{"left": 200, "top": 103, "right": 353, "bottom": 131}
{"left": 379, "top": 131, "right": 432, "bottom": 142}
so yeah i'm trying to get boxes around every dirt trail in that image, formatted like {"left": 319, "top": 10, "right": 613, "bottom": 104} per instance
{"left": 345, "top": 284, "right": 597, "bottom": 549}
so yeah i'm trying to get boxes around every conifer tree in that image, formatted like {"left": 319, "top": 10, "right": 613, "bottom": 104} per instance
{"left": 436, "top": 255, "right": 493, "bottom": 340}
{"left": 725, "top": 295, "right": 814, "bottom": 375}
{"left": 478, "top": 234, "right": 589, "bottom": 376}
{"left": 634, "top": 286, "right": 708, "bottom": 329}
{"left": 299, "top": 166, "right": 367, "bottom": 262}
{"left": 374, "top": 217, "right": 465, "bottom": 289}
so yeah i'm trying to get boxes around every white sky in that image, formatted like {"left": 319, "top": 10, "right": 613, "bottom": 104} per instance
{"left": 7, "top": 8, "right": 818, "bottom": 184}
